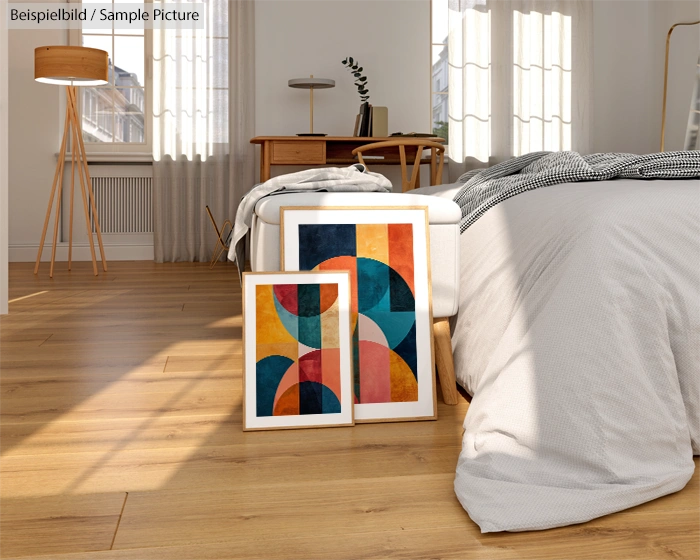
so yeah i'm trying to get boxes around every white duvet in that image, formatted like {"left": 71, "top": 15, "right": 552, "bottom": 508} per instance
{"left": 439, "top": 179, "right": 699, "bottom": 532}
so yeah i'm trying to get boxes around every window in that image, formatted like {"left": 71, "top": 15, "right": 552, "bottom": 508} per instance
{"left": 430, "top": 0, "right": 576, "bottom": 162}
{"left": 431, "top": 0, "right": 449, "bottom": 143}
{"left": 71, "top": 0, "right": 151, "bottom": 153}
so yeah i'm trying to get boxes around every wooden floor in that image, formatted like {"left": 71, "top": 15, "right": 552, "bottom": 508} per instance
{"left": 1, "top": 261, "right": 697, "bottom": 559}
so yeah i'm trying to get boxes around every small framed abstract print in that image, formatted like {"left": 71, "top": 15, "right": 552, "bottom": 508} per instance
{"left": 281, "top": 207, "right": 437, "bottom": 423}
{"left": 242, "top": 271, "right": 354, "bottom": 431}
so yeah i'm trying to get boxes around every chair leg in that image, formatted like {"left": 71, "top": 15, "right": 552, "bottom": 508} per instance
{"left": 433, "top": 317, "right": 460, "bottom": 405}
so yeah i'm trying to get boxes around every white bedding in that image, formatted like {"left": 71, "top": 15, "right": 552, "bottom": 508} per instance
{"left": 444, "top": 178, "right": 699, "bottom": 532}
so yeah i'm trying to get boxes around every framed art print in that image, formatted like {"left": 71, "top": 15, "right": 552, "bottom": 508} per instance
{"left": 242, "top": 271, "right": 354, "bottom": 430}
{"left": 281, "top": 207, "right": 436, "bottom": 423}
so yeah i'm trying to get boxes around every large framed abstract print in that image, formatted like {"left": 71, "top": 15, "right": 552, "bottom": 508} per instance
{"left": 242, "top": 271, "right": 354, "bottom": 430}
{"left": 281, "top": 207, "right": 436, "bottom": 423}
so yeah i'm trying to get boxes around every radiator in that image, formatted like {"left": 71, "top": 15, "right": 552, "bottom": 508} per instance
{"left": 88, "top": 177, "right": 153, "bottom": 234}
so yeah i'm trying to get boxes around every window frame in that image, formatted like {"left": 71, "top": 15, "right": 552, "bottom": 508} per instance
{"left": 68, "top": 0, "right": 153, "bottom": 159}
{"left": 430, "top": 0, "right": 449, "bottom": 143}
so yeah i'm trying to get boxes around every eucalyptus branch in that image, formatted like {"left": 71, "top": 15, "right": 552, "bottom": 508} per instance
{"left": 341, "top": 57, "right": 370, "bottom": 102}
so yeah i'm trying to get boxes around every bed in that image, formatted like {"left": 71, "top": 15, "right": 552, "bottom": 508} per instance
{"left": 414, "top": 152, "right": 700, "bottom": 532}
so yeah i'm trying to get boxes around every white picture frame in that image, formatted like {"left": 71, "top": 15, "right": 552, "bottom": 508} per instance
{"left": 243, "top": 271, "right": 355, "bottom": 431}
{"left": 281, "top": 206, "right": 436, "bottom": 423}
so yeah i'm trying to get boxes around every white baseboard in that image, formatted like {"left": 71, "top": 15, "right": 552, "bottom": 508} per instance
{"left": 10, "top": 243, "right": 154, "bottom": 262}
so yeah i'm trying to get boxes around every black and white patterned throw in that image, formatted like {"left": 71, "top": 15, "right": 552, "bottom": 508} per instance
{"left": 454, "top": 150, "right": 700, "bottom": 233}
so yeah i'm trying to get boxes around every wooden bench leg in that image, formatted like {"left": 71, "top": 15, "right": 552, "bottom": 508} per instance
{"left": 433, "top": 317, "right": 460, "bottom": 405}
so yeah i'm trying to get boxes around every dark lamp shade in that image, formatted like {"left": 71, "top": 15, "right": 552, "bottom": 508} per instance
{"left": 35, "top": 46, "right": 109, "bottom": 86}
{"left": 288, "top": 78, "right": 335, "bottom": 89}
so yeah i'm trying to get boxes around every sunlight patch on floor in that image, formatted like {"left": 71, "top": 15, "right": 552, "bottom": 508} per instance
{"left": 206, "top": 315, "right": 243, "bottom": 328}
{"left": 8, "top": 291, "right": 48, "bottom": 304}
{"left": 1, "top": 346, "right": 237, "bottom": 496}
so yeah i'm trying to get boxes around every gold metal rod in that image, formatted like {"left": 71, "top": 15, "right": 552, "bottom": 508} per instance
{"left": 310, "top": 74, "right": 314, "bottom": 134}
{"left": 660, "top": 20, "right": 700, "bottom": 152}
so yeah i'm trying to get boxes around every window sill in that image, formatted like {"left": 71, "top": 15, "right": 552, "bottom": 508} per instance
{"left": 59, "top": 152, "right": 153, "bottom": 164}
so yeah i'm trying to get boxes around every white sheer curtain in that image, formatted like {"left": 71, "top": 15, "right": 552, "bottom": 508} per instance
{"left": 447, "top": 0, "right": 591, "bottom": 180}
{"left": 152, "top": 0, "right": 255, "bottom": 262}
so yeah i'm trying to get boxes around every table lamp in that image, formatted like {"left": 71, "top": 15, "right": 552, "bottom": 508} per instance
{"left": 288, "top": 75, "right": 335, "bottom": 136}
{"left": 660, "top": 20, "right": 700, "bottom": 151}
{"left": 34, "top": 46, "right": 109, "bottom": 277}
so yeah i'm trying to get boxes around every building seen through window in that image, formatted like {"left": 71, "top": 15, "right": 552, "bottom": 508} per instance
{"left": 432, "top": 42, "right": 448, "bottom": 142}
{"left": 431, "top": 0, "right": 449, "bottom": 143}
{"left": 82, "top": 60, "right": 145, "bottom": 144}
{"left": 79, "top": 0, "right": 147, "bottom": 148}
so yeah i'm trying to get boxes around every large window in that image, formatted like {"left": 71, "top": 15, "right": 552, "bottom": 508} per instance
{"left": 431, "top": 0, "right": 449, "bottom": 143}
{"left": 430, "top": 0, "right": 577, "bottom": 164}
{"left": 72, "top": 0, "right": 150, "bottom": 152}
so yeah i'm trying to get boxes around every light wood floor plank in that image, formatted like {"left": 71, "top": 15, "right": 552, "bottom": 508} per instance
{"left": 4, "top": 509, "right": 698, "bottom": 560}
{"left": 1, "top": 438, "right": 462, "bottom": 499}
{"left": 0, "top": 386, "right": 240, "bottom": 424}
{"left": 1, "top": 492, "right": 126, "bottom": 558}
{"left": 112, "top": 474, "right": 470, "bottom": 549}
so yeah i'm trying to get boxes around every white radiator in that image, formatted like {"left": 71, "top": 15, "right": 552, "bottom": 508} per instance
{"left": 89, "top": 177, "right": 153, "bottom": 234}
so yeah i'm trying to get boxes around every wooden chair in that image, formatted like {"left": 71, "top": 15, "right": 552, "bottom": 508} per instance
{"left": 352, "top": 138, "right": 446, "bottom": 192}
{"left": 205, "top": 205, "right": 233, "bottom": 269}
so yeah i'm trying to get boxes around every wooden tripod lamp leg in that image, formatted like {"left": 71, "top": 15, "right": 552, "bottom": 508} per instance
{"left": 48, "top": 147, "right": 66, "bottom": 278}
{"left": 68, "top": 87, "right": 107, "bottom": 272}
{"left": 34, "top": 108, "right": 70, "bottom": 275}
{"left": 66, "top": 87, "right": 99, "bottom": 276}
{"left": 68, "top": 109, "right": 77, "bottom": 271}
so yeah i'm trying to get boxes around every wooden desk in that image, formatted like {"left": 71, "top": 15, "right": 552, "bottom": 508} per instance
{"left": 251, "top": 136, "right": 445, "bottom": 186}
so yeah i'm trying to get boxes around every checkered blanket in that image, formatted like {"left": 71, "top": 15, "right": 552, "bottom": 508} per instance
{"left": 454, "top": 151, "right": 700, "bottom": 233}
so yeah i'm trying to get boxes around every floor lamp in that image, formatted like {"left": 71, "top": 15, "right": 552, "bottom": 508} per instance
{"left": 34, "top": 46, "right": 109, "bottom": 277}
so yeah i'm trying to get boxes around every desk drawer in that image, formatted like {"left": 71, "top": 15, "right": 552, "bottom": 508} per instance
{"left": 271, "top": 141, "right": 325, "bottom": 164}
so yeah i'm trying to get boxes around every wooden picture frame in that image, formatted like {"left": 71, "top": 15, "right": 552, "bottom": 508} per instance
{"left": 280, "top": 207, "right": 437, "bottom": 423}
{"left": 242, "top": 271, "right": 355, "bottom": 431}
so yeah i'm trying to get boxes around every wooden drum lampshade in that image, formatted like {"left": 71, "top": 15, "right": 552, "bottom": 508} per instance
{"left": 35, "top": 46, "right": 108, "bottom": 86}
{"left": 34, "top": 46, "right": 109, "bottom": 277}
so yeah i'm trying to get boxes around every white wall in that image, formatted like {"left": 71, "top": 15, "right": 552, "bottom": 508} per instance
{"left": 592, "top": 0, "right": 700, "bottom": 154}
{"left": 255, "top": 0, "right": 431, "bottom": 188}
{"left": 592, "top": 1, "right": 654, "bottom": 153}
{"left": 8, "top": 0, "right": 66, "bottom": 262}
{"left": 1, "top": 0, "right": 9, "bottom": 314}
{"left": 649, "top": 0, "right": 700, "bottom": 152}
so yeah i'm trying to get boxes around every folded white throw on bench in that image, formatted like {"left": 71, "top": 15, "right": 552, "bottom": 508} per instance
{"left": 227, "top": 164, "right": 392, "bottom": 274}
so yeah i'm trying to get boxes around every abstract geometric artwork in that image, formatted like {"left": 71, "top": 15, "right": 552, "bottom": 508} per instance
{"left": 243, "top": 271, "right": 354, "bottom": 430}
{"left": 281, "top": 207, "right": 436, "bottom": 422}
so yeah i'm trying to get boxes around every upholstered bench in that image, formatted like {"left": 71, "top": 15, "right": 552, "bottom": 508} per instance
{"left": 248, "top": 191, "right": 461, "bottom": 405}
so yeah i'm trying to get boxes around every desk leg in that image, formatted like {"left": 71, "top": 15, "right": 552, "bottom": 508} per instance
{"left": 260, "top": 141, "right": 271, "bottom": 182}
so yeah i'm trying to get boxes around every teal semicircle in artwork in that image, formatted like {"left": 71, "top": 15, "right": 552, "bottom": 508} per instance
{"left": 256, "top": 355, "right": 294, "bottom": 417}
